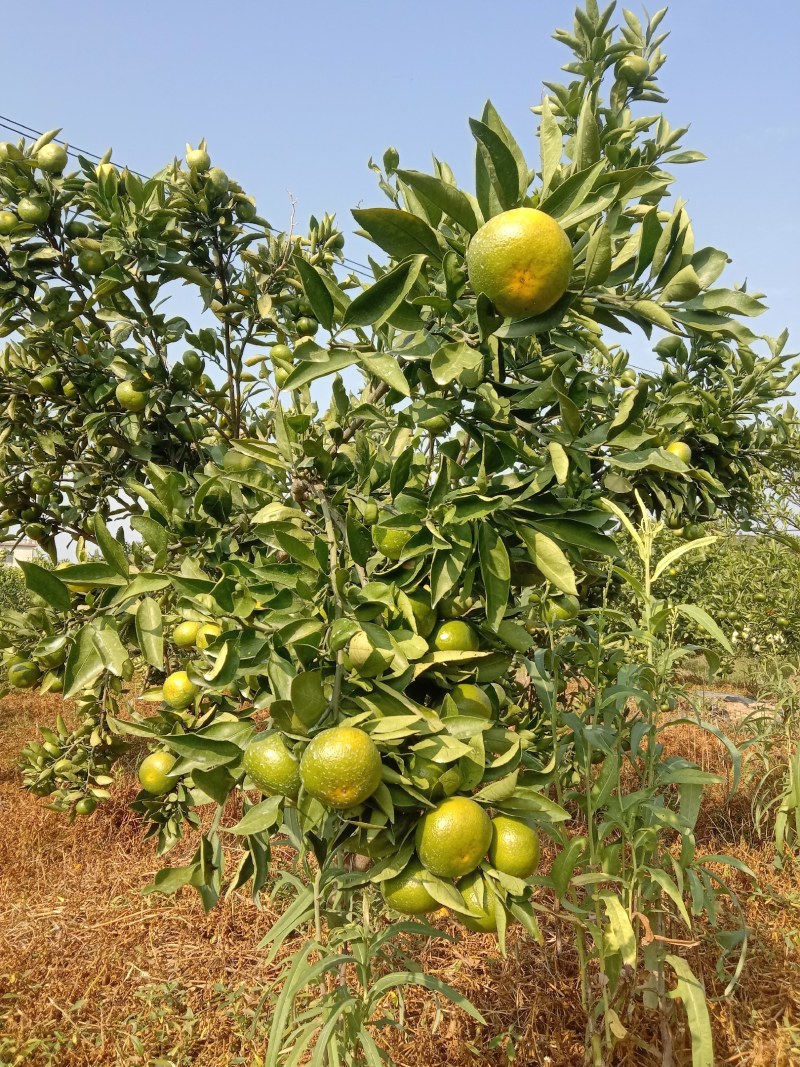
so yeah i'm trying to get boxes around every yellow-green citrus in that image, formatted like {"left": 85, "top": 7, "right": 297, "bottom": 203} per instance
{"left": 432, "top": 620, "right": 480, "bottom": 653}
{"left": 74, "top": 796, "right": 98, "bottom": 816}
{"left": 78, "top": 249, "right": 107, "bottom": 275}
{"left": 8, "top": 660, "right": 39, "bottom": 688}
{"left": 196, "top": 623, "right": 222, "bottom": 649}
{"left": 415, "top": 796, "right": 492, "bottom": 878}
{"left": 138, "top": 751, "right": 177, "bottom": 795}
{"left": 447, "top": 682, "right": 492, "bottom": 718}
{"left": 173, "top": 620, "right": 202, "bottom": 649}
{"left": 373, "top": 525, "right": 412, "bottom": 561}
{"left": 458, "top": 870, "right": 499, "bottom": 933}
{"left": 466, "top": 207, "right": 573, "bottom": 318}
{"left": 488, "top": 815, "right": 540, "bottom": 878}
{"left": 407, "top": 593, "right": 437, "bottom": 638}
{"left": 243, "top": 734, "right": 301, "bottom": 799}
{"left": 665, "top": 440, "right": 692, "bottom": 465}
{"left": 223, "top": 449, "right": 256, "bottom": 473}
{"left": 17, "top": 197, "right": 50, "bottom": 224}
{"left": 381, "top": 859, "right": 439, "bottom": 915}
{"left": 115, "top": 380, "right": 148, "bottom": 412}
{"left": 186, "top": 146, "right": 211, "bottom": 171}
{"left": 616, "top": 54, "right": 650, "bottom": 86}
{"left": 348, "top": 629, "right": 394, "bottom": 678}
{"left": 438, "top": 594, "right": 475, "bottom": 619}
{"left": 541, "top": 595, "right": 580, "bottom": 625}
{"left": 36, "top": 143, "right": 69, "bottom": 173}
{"left": 0, "top": 210, "right": 17, "bottom": 235}
{"left": 162, "top": 670, "right": 199, "bottom": 710}
{"left": 300, "top": 726, "right": 382, "bottom": 809}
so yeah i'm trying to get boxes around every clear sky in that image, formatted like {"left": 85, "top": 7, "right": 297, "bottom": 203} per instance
{"left": 2, "top": 0, "right": 798, "bottom": 357}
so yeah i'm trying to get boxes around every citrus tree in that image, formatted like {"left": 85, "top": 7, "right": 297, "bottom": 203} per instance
{"left": 1, "top": 2, "right": 797, "bottom": 1062}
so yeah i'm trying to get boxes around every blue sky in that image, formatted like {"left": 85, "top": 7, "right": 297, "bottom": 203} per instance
{"left": 2, "top": 0, "right": 798, "bottom": 358}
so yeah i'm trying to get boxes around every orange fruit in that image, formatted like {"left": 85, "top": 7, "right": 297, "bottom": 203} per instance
{"left": 196, "top": 623, "right": 222, "bottom": 649}
{"left": 431, "top": 620, "right": 480, "bottom": 653}
{"left": 115, "top": 380, "right": 148, "bottom": 412}
{"left": 466, "top": 207, "right": 572, "bottom": 318}
{"left": 173, "top": 621, "right": 201, "bottom": 649}
{"left": 138, "top": 751, "right": 177, "bottom": 794}
{"left": 488, "top": 815, "right": 540, "bottom": 877}
{"left": 36, "top": 143, "right": 68, "bottom": 174}
{"left": 382, "top": 859, "right": 439, "bottom": 915}
{"left": 300, "top": 726, "right": 382, "bottom": 809}
{"left": 665, "top": 440, "right": 692, "bottom": 465}
{"left": 616, "top": 55, "right": 650, "bottom": 86}
{"left": 8, "top": 660, "right": 39, "bottom": 688}
{"left": 415, "top": 796, "right": 492, "bottom": 878}
{"left": 162, "top": 670, "right": 198, "bottom": 710}
{"left": 447, "top": 683, "right": 492, "bottom": 718}
{"left": 243, "top": 734, "right": 301, "bottom": 798}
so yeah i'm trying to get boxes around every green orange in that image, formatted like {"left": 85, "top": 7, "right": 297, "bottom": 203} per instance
{"left": 8, "top": 660, "right": 39, "bottom": 688}
{"left": 616, "top": 54, "right": 650, "bottom": 86}
{"left": 115, "top": 380, "right": 148, "bottom": 412}
{"left": 348, "top": 629, "right": 394, "bottom": 678}
{"left": 665, "top": 440, "right": 692, "bottom": 465}
{"left": 373, "top": 525, "right": 412, "bottom": 561}
{"left": 300, "top": 726, "right": 382, "bottom": 809}
{"left": 162, "top": 670, "right": 198, "bottom": 710}
{"left": 173, "top": 620, "right": 201, "bottom": 649}
{"left": 243, "top": 734, "right": 301, "bottom": 799}
{"left": 196, "top": 623, "right": 222, "bottom": 649}
{"left": 415, "top": 796, "right": 492, "bottom": 878}
{"left": 407, "top": 593, "right": 437, "bottom": 638}
{"left": 381, "top": 859, "right": 439, "bottom": 915}
{"left": 37, "top": 143, "right": 69, "bottom": 173}
{"left": 138, "top": 751, "right": 177, "bottom": 795}
{"left": 466, "top": 207, "right": 572, "bottom": 318}
{"left": 447, "top": 682, "right": 492, "bottom": 718}
{"left": 431, "top": 620, "right": 480, "bottom": 653}
{"left": 488, "top": 815, "right": 540, "bottom": 878}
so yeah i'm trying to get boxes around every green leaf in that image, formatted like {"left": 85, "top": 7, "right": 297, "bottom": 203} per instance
{"left": 494, "top": 291, "right": 573, "bottom": 338}
{"left": 665, "top": 955, "right": 714, "bottom": 1067}
{"left": 293, "top": 256, "right": 335, "bottom": 330}
{"left": 583, "top": 222, "right": 612, "bottom": 288}
{"left": 430, "top": 341, "right": 483, "bottom": 388}
{"left": 93, "top": 514, "right": 129, "bottom": 577}
{"left": 539, "top": 160, "right": 605, "bottom": 221}
{"left": 470, "top": 117, "right": 522, "bottom": 210}
{"left": 282, "top": 349, "right": 357, "bottom": 390}
{"left": 531, "top": 518, "right": 618, "bottom": 557}
{"left": 18, "top": 561, "right": 70, "bottom": 613}
{"left": 359, "top": 353, "right": 410, "bottom": 397}
{"left": 661, "top": 265, "right": 702, "bottom": 303}
{"left": 538, "top": 97, "right": 563, "bottom": 197}
{"left": 63, "top": 624, "right": 105, "bottom": 698}
{"left": 165, "top": 733, "right": 242, "bottom": 768}
{"left": 652, "top": 537, "right": 717, "bottom": 581}
{"left": 675, "top": 603, "right": 733, "bottom": 654}
{"left": 572, "top": 95, "right": 601, "bottom": 171}
{"left": 518, "top": 527, "right": 578, "bottom": 595}
{"left": 344, "top": 256, "right": 427, "bottom": 329}
{"left": 395, "top": 169, "right": 482, "bottom": 233}
{"left": 228, "top": 796, "right": 283, "bottom": 835}
{"left": 548, "top": 442, "right": 569, "bottom": 484}
{"left": 478, "top": 524, "right": 510, "bottom": 631}
{"left": 135, "top": 597, "right": 164, "bottom": 669}
{"left": 481, "top": 100, "right": 528, "bottom": 200}
{"left": 92, "top": 619, "right": 131, "bottom": 677}
{"left": 352, "top": 208, "right": 442, "bottom": 260}
{"left": 598, "top": 890, "right": 637, "bottom": 968}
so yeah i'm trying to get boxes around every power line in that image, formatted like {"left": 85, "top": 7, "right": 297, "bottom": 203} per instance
{"left": 0, "top": 113, "right": 374, "bottom": 277}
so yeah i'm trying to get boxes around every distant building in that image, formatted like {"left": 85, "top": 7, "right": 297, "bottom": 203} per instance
{"left": 1, "top": 539, "right": 38, "bottom": 566}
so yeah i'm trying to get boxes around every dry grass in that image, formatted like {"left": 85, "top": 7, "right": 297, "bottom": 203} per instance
{"left": 2, "top": 693, "right": 800, "bottom": 1066}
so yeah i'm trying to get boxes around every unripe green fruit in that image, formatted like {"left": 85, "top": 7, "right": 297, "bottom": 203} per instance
{"left": 186, "top": 146, "right": 211, "bottom": 171}
{"left": 17, "top": 197, "right": 50, "bottom": 224}
{"left": 36, "top": 143, "right": 69, "bottom": 174}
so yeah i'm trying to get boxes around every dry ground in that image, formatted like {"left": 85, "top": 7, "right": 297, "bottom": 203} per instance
{"left": 1, "top": 693, "right": 800, "bottom": 1067}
